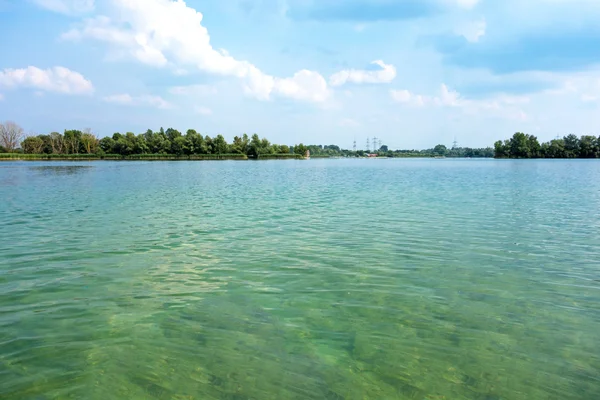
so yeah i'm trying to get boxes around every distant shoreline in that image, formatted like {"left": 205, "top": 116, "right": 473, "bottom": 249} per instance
{"left": 0, "top": 154, "right": 495, "bottom": 162}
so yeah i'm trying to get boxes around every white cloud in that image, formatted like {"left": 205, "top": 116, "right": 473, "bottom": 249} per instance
{"left": 390, "top": 89, "right": 427, "bottom": 106}
{"left": 542, "top": 72, "right": 600, "bottom": 99}
{"left": 455, "top": 18, "right": 486, "bottom": 42}
{"left": 391, "top": 84, "right": 529, "bottom": 120}
{"left": 391, "top": 85, "right": 463, "bottom": 107}
{"left": 195, "top": 106, "right": 213, "bottom": 115}
{"left": 0, "top": 66, "right": 94, "bottom": 95}
{"left": 62, "top": 0, "right": 330, "bottom": 103}
{"left": 390, "top": 89, "right": 413, "bottom": 103}
{"left": 438, "top": 84, "right": 462, "bottom": 106}
{"left": 31, "top": 0, "right": 94, "bottom": 15}
{"left": 274, "top": 70, "right": 329, "bottom": 102}
{"left": 330, "top": 60, "right": 396, "bottom": 86}
{"left": 103, "top": 93, "right": 172, "bottom": 109}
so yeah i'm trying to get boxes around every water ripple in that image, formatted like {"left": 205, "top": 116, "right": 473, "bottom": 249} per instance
{"left": 1, "top": 159, "right": 599, "bottom": 399}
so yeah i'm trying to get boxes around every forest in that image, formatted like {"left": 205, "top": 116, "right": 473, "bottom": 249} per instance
{"left": 1, "top": 120, "right": 492, "bottom": 159}
{"left": 494, "top": 133, "right": 600, "bottom": 158}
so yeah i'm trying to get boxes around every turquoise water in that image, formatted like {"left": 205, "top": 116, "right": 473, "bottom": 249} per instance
{"left": 1, "top": 159, "right": 599, "bottom": 399}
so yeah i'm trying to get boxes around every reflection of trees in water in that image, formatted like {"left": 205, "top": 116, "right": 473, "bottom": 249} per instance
{"left": 31, "top": 165, "right": 93, "bottom": 175}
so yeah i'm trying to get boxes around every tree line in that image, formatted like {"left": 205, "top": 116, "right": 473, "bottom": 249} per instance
{"left": 0, "top": 120, "right": 508, "bottom": 159}
{"left": 494, "top": 133, "right": 600, "bottom": 158}
{"left": 5, "top": 123, "right": 309, "bottom": 158}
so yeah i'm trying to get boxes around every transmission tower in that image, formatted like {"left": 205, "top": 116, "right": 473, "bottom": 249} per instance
{"left": 373, "top": 136, "right": 378, "bottom": 152}
{"left": 366, "top": 138, "right": 370, "bottom": 152}
{"left": 353, "top": 137, "right": 357, "bottom": 152}
{"left": 452, "top": 137, "right": 458, "bottom": 149}
{"left": 378, "top": 139, "right": 382, "bottom": 149}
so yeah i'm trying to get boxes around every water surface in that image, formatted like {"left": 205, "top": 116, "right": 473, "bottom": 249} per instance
{"left": 1, "top": 159, "right": 599, "bottom": 399}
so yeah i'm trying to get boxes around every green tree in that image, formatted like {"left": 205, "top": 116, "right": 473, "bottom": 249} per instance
{"left": 114, "top": 138, "right": 133, "bottom": 155}
{"left": 509, "top": 132, "right": 531, "bottom": 158}
{"left": 185, "top": 129, "right": 206, "bottom": 154}
{"left": 294, "top": 143, "right": 307, "bottom": 156}
{"left": 261, "top": 138, "right": 272, "bottom": 154}
{"left": 579, "top": 135, "right": 597, "bottom": 158}
{"left": 204, "top": 135, "right": 214, "bottom": 154}
{"left": 21, "top": 136, "right": 44, "bottom": 154}
{"left": 166, "top": 128, "right": 181, "bottom": 142}
{"left": 63, "top": 130, "right": 82, "bottom": 154}
{"left": 38, "top": 134, "right": 53, "bottom": 154}
{"left": 132, "top": 134, "right": 149, "bottom": 154}
{"left": 171, "top": 136, "right": 187, "bottom": 155}
{"left": 213, "top": 134, "right": 228, "bottom": 154}
{"left": 564, "top": 134, "right": 580, "bottom": 158}
{"left": 544, "top": 139, "right": 565, "bottom": 158}
{"left": 248, "top": 134, "right": 262, "bottom": 158}
{"left": 433, "top": 144, "right": 448, "bottom": 156}
{"left": 527, "top": 135, "right": 541, "bottom": 158}
{"left": 124, "top": 133, "right": 140, "bottom": 154}
{"left": 99, "top": 137, "right": 115, "bottom": 153}
{"left": 230, "top": 136, "right": 245, "bottom": 154}
{"left": 494, "top": 140, "right": 510, "bottom": 158}
{"left": 148, "top": 131, "right": 169, "bottom": 153}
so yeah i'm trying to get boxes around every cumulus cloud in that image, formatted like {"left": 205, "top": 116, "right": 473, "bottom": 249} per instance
{"left": 103, "top": 93, "right": 172, "bottom": 109}
{"left": 391, "top": 84, "right": 528, "bottom": 120}
{"left": 390, "top": 84, "right": 461, "bottom": 107}
{"left": 62, "top": 0, "right": 330, "bottom": 103}
{"left": 275, "top": 70, "right": 329, "bottom": 102}
{"left": 391, "top": 89, "right": 425, "bottom": 105}
{"left": 0, "top": 66, "right": 94, "bottom": 95}
{"left": 31, "top": 0, "right": 94, "bottom": 15}
{"left": 330, "top": 60, "right": 396, "bottom": 86}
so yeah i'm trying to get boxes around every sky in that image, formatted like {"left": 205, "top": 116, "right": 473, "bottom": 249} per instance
{"left": 1, "top": 0, "right": 600, "bottom": 149}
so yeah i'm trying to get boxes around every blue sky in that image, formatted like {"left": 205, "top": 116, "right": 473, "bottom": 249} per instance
{"left": 1, "top": 0, "right": 599, "bottom": 149}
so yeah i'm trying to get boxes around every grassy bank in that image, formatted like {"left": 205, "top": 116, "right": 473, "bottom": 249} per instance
{"left": 0, "top": 153, "right": 249, "bottom": 161}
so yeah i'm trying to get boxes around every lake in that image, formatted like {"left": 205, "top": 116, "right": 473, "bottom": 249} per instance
{"left": 1, "top": 159, "right": 599, "bottom": 399}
